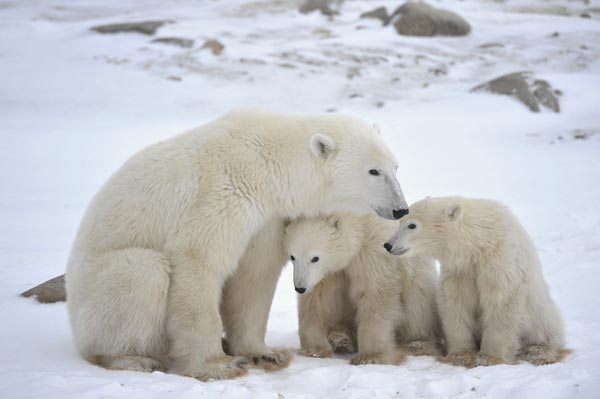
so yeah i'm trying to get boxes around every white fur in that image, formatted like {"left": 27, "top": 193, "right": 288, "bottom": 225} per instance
{"left": 66, "top": 108, "right": 406, "bottom": 380}
{"left": 386, "top": 196, "right": 568, "bottom": 367}
{"left": 284, "top": 212, "right": 441, "bottom": 365}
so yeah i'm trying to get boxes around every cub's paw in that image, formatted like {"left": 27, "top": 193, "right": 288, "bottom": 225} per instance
{"left": 474, "top": 353, "right": 505, "bottom": 367}
{"left": 519, "top": 345, "right": 570, "bottom": 365}
{"left": 328, "top": 330, "right": 355, "bottom": 354}
{"left": 439, "top": 352, "right": 477, "bottom": 368}
{"left": 299, "top": 346, "right": 333, "bottom": 358}
{"left": 248, "top": 348, "right": 295, "bottom": 372}
{"left": 350, "top": 351, "right": 406, "bottom": 366}
{"left": 406, "top": 340, "right": 441, "bottom": 357}
{"left": 183, "top": 356, "right": 248, "bottom": 382}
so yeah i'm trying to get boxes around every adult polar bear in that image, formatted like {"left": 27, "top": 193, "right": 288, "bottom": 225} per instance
{"left": 66, "top": 109, "right": 408, "bottom": 381}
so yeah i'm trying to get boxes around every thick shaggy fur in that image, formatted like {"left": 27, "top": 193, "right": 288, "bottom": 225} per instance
{"left": 66, "top": 109, "right": 407, "bottom": 381}
{"left": 386, "top": 196, "right": 568, "bottom": 367}
{"left": 285, "top": 212, "right": 441, "bottom": 365}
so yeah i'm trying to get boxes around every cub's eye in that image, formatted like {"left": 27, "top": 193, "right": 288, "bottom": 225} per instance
{"left": 290, "top": 255, "right": 295, "bottom": 261}
{"left": 311, "top": 256, "right": 319, "bottom": 263}
{"left": 408, "top": 223, "right": 417, "bottom": 230}
{"left": 369, "top": 169, "right": 380, "bottom": 176}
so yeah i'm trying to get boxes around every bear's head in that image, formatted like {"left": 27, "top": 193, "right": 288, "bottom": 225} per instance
{"left": 384, "top": 197, "right": 462, "bottom": 257}
{"left": 284, "top": 214, "right": 362, "bottom": 294}
{"left": 308, "top": 118, "right": 408, "bottom": 220}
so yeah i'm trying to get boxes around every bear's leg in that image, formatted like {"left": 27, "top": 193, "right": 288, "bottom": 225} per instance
{"left": 166, "top": 249, "right": 249, "bottom": 381}
{"left": 298, "top": 273, "right": 349, "bottom": 358}
{"left": 69, "top": 248, "right": 170, "bottom": 372}
{"left": 351, "top": 296, "right": 406, "bottom": 366}
{"left": 328, "top": 323, "right": 355, "bottom": 354}
{"left": 437, "top": 273, "right": 478, "bottom": 368}
{"left": 221, "top": 218, "right": 293, "bottom": 372}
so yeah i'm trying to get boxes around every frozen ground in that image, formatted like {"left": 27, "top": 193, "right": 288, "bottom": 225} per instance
{"left": 1, "top": 0, "right": 599, "bottom": 398}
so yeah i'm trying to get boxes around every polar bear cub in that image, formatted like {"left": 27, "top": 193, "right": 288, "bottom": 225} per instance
{"left": 385, "top": 196, "right": 568, "bottom": 367}
{"left": 285, "top": 212, "right": 441, "bottom": 365}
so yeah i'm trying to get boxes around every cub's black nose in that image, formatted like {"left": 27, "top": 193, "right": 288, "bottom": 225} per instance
{"left": 295, "top": 287, "right": 306, "bottom": 294}
{"left": 383, "top": 243, "right": 393, "bottom": 253}
{"left": 392, "top": 208, "right": 409, "bottom": 220}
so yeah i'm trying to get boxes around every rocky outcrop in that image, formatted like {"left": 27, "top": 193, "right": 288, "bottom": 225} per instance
{"left": 21, "top": 275, "right": 66, "bottom": 303}
{"left": 91, "top": 20, "right": 173, "bottom": 36}
{"left": 388, "top": 2, "right": 471, "bottom": 37}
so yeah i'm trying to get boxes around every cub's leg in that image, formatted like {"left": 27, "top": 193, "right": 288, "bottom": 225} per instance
{"left": 299, "top": 272, "right": 349, "bottom": 358}
{"left": 401, "top": 256, "right": 441, "bottom": 357}
{"left": 221, "top": 218, "right": 293, "bottom": 372}
{"left": 476, "top": 254, "right": 525, "bottom": 366}
{"left": 67, "top": 248, "right": 170, "bottom": 372}
{"left": 351, "top": 291, "right": 405, "bottom": 366}
{"left": 437, "top": 272, "right": 478, "bottom": 368}
{"left": 328, "top": 322, "right": 356, "bottom": 354}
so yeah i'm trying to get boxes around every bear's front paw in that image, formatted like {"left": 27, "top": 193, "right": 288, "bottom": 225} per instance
{"left": 406, "top": 340, "right": 441, "bottom": 357}
{"left": 181, "top": 355, "right": 248, "bottom": 381}
{"left": 474, "top": 353, "right": 506, "bottom": 367}
{"left": 328, "top": 330, "right": 355, "bottom": 354}
{"left": 350, "top": 351, "right": 406, "bottom": 366}
{"left": 439, "top": 352, "right": 477, "bottom": 368}
{"left": 299, "top": 346, "right": 333, "bottom": 358}
{"left": 248, "top": 347, "right": 295, "bottom": 371}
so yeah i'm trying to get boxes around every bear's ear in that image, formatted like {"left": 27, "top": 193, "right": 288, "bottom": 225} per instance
{"left": 445, "top": 204, "right": 462, "bottom": 222}
{"left": 372, "top": 123, "right": 381, "bottom": 135}
{"left": 309, "top": 133, "right": 335, "bottom": 158}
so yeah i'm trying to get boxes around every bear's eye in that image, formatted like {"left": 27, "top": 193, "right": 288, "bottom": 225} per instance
{"left": 408, "top": 223, "right": 417, "bottom": 230}
{"left": 369, "top": 169, "right": 380, "bottom": 176}
{"left": 311, "top": 256, "right": 319, "bottom": 263}
{"left": 290, "top": 255, "right": 295, "bottom": 261}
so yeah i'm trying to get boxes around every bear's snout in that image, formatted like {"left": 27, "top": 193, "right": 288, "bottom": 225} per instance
{"left": 383, "top": 242, "right": 393, "bottom": 253}
{"left": 295, "top": 287, "right": 306, "bottom": 294}
{"left": 392, "top": 208, "right": 409, "bottom": 220}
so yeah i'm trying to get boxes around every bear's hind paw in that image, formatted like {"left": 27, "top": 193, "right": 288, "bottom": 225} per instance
{"left": 248, "top": 347, "right": 295, "bottom": 371}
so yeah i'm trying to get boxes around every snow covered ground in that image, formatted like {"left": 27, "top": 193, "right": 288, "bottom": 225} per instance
{"left": 1, "top": 0, "right": 599, "bottom": 397}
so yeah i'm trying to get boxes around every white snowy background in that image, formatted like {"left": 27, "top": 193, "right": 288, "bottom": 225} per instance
{"left": 1, "top": 0, "right": 599, "bottom": 398}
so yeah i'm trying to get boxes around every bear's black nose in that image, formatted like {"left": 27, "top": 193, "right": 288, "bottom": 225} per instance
{"left": 383, "top": 243, "right": 393, "bottom": 252}
{"left": 392, "top": 208, "right": 409, "bottom": 219}
{"left": 295, "top": 287, "right": 306, "bottom": 294}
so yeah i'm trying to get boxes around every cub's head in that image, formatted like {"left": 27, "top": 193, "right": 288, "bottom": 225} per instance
{"left": 284, "top": 214, "right": 361, "bottom": 294}
{"left": 384, "top": 197, "right": 462, "bottom": 257}
{"left": 309, "top": 117, "right": 408, "bottom": 220}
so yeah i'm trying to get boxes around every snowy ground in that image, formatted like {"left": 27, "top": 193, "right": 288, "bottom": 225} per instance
{"left": 1, "top": 0, "right": 600, "bottom": 397}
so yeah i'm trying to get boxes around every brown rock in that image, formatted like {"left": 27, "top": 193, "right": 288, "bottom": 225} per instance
{"left": 21, "top": 274, "right": 66, "bottom": 303}
{"left": 471, "top": 72, "right": 561, "bottom": 113}
{"left": 299, "top": 0, "right": 339, "bottom": 16}
{"left": 202, "top": 39, "right": 225, "bottom": 56}
{"left": 389, "top": 2, "right": 471, "bottom": 37}
{"left": 360, "top": 6, "right": 389, "bottom": 24}
{"left": 151, "top": 37, "right": 194, "bottom": 48}
{"left": 91, "top": 20, "right": 173, "bottom": 36}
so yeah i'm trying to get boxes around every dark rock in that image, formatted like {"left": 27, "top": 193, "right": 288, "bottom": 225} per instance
{"left": 21, "top": 274, "right": 66, "bottom": 303}
{"left": 202, "top": 39, "right": 225, "bottom": 56}
{"left": 580, "top": 12, "right": 591, "bottom": 18}
{"left": 388, "top": 2, "right": 471, "bottom": 37}
{"left": 471, "top": 72, "right": 561, "bottom": 113}
{"left": 299, "top": 0, "right": 339, "bottom": 16}
{"left": 360, "top": 6, "right": 389, "bottom": 24}
{"left": 91, "top": 20, "right": 174, "bottom": 36}
{"left": 151, "top": 37, "right": 194, "bottom": 48}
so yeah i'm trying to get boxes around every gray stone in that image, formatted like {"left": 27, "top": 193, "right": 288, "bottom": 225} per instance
{"left": 21, "top": 274, "right": 66, "bottom": 303}
{"left": 360, "top": 6, "right": 389, "bottom": 24}
{"left": 299, "top": 0, "right": 339, "bottom": 16}
{"left": 471, "top": 72, "right": 561, "bottom": 113}
{"left": 91, "top": 20, "right": 173, "bottom": 36}
{"left": 388, "top": 2, "right": 471, "bottom": 37}
{"left": 151, "top": 37, "right": 194, "bottom": 48}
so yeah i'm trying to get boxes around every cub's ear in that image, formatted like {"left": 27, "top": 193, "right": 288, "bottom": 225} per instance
{"left": 309, "top": 133, "right": 335, "bottom": 158}
{"left": 372, "top": 123, "right": 381, "bottom": 135}
{"left": 445, "top": 204, "right": 462, "bottom": 222}
{"left": 327, "top": 216, "right": 340, "bottom": 229}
